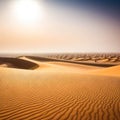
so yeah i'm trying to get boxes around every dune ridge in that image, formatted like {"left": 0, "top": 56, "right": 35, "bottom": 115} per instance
{"left": 88, "top": 65, "right": 120, "bottom": 77}
{"left": 26, "top": 56, "right": 118, "bottom": 67}
{"left": 0, "top": 57, "right": 39, "bottom": 70}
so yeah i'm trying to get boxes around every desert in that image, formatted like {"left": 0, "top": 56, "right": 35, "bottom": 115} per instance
{"left": 0, "top": 54, "right": 120, "bottom": 120}
{"left": 1, "top": 0, "right": 120, "bottom": 119}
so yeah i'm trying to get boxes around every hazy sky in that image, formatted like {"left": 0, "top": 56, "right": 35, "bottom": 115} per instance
{"left": 0, "top": 0, "right": 120, "bottom": 53}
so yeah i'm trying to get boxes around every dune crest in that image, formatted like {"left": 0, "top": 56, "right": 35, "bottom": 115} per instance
{"left": 88, "top": 65, "right": 120, "bottom": 77}
{"left": 0, "top": 57, "right": 39, "bottom": 70}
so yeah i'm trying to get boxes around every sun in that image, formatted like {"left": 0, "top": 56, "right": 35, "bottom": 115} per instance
{"left": 13, "top": 0, "right": 43, "bottom": 24}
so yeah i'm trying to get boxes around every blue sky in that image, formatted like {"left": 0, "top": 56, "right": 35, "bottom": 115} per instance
{"left": 45, "top": 0, "right": 120, "bottom": 19}
{"left": 0, "top": 0, "right": 120, "bottom": 53}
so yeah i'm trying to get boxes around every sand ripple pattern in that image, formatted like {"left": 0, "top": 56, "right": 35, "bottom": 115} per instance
{"left": 0, "top": 76, "right": 120, "bottom": 120}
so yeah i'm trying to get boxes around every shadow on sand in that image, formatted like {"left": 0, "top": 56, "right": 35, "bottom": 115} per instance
{"left": 0, "top": 57, "right": 39, "bottom": 70}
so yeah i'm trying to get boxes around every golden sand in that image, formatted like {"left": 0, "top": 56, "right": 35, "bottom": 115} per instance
{"left": 0, "top": 55, "right": 120, "bottom": 120}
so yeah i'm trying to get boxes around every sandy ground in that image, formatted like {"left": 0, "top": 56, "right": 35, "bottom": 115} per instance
{"left": 0, "top": 56, "right": 120, "bottom": 120}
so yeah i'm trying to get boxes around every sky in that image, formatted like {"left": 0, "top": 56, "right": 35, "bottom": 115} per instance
{"left": 0, "top": 0, "right": 120, "bottom": 53}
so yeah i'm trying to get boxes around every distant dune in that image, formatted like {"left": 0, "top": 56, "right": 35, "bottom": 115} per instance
{"left": 0, "top": 54, "right": 120, "bottom": 120}
{"left": 26, "top": 56, "right": 118, "bottom": 67}
{"left": 45, "top": 53, "right": 120, "bottom": 66}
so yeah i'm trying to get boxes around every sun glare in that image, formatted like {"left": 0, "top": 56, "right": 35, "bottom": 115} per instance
{"left": 13, "top": 0, "right": 43, "bottom": 24}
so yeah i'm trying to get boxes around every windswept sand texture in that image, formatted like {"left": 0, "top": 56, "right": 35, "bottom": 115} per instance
{"left": 0, "top": 54, "right": 120, "bottom": 120}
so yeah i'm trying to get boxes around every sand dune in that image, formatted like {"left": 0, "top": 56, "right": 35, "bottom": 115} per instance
{"left": 25, "top": 56, "right": 117, "bottom": 67}
{"left": 88, "top": 65, "right": 120, "bottom": 77}
{"left": 0, "top": 55, "right": 120, "bottom": 120}
{"left": 0, "top": 57, "right": 39, "bottom": 70}
{"left": 46, "top": 53, "right": 120, "bottom": 65}
{"left": 19, "top": 56, "right": 103, "bottom": 72}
